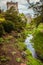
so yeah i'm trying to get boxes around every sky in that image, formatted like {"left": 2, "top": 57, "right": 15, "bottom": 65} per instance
{"left": 0, "top": 0, "right": 40, "bottom": 15}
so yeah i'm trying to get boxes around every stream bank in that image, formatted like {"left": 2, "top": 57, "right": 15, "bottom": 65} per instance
{"left": 25, "top": 34, "right": 37, "bottom": 58}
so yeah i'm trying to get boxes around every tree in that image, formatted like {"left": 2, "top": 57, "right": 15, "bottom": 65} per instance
{"left": 4, "top": 8, "right": 27, "bottom": 32}
{"left": 27, "top": 0, "right": 43, "bottom": 26}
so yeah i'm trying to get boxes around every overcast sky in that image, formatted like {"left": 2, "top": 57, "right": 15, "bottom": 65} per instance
{"left": 0, "top": 0, "right": 40, "bottom": 15}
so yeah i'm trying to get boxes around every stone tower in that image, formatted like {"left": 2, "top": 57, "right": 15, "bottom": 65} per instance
{"left": 27, "top": 0, "right": 29, "bottom": 3}
{"left": 7, "top": 1, "right": 18, "bottom": 11}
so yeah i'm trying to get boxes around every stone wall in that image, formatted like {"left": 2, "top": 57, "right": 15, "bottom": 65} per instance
{"left": 7, "top": 1, "right": 18, "bottom": 11}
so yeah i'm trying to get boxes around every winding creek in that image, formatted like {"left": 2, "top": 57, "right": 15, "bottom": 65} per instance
{"left": 25, "top": 34, "right": 37, "bottom": 58}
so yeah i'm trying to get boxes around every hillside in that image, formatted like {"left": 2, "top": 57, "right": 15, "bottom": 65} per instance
{"left": 0, "top": 8, "right": 43, "bottom": 65}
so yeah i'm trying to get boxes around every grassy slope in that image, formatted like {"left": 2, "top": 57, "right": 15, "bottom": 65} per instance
{"left": 32, "top": 23, "right": 43, "bottom": 60}
{"left": 0, "top": 31, "right": 43, "bottom": 65}
{"left": 0, "top": 16, "right": 43, "bottom": 65}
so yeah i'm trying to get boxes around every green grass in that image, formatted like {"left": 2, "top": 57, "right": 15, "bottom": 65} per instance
{"left": 0, "top": 38, "right": 4, "bottom": 45}
{"left": 26, "top": 56, "right": 43, "bottom": 65}
{"left": 0, "top": 16, "right": 43, "bottom": 65}
{"left": 0, "top": 56, "right": 10, "bottom": 62}
{"left": 17, "top": 42, "right": 27, "bottom": 51}
{"left": 31, "top": 23, "right": 43, "bottom": 60}
{"left": 16, "top": 58, "right": 22, "bottom": 63}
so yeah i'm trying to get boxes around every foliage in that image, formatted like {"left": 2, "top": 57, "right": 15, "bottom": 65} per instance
{"left": 0, "top": 56, "right": 10, "bottom": 62}
{"left": 26, "top": 58, "right": 43, "bottom": 65}
{"left": 25, "top": 49, "right": 32, "bottom": 56}
{"left": 0, "top": 18, "right": 5, "bottom": 21}
{"left": 0, "top": 38, "right": 4, "bottom": 43}
{"left": 2, "top": 20, "right": 14, "bottom": 33}
{"left": 28, "top": 1, "right": 43, "bottom": 27}
{"left": 31, "top": 15, "right": 43, "bottom": 27}
{"left": 31, "top": 23, "right": 43, "bottom": 60}
{"left": 17, "top": 42, "right": 27, "bottom": 51}
{"left": 0, "top": 8, "right": 27, "bottom": 36}
{"left": 0, "top": 5, "right": 43, "bottom": 65}
{"left": 0, "top": 24, "right": 4, "bottom": 37}
{"left": 28, "top": 1, "right": 43, "bottom": 16}
{"left": 25, "top": 49, "right": 43, "bottom": 65}
{"left": 16, "top": 58, "right": 22, "bottom": 63}
{"left": 4, "top": 10, "right": 26, "bottom": 31}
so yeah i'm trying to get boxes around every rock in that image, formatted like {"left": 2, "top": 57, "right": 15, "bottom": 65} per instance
{"left": 21, "top": 51, "right": 27, "bottom": 59}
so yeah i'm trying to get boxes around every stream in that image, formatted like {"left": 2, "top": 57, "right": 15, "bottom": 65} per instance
{"left": 25, "top": 34, "right": 37, "bottom": 58}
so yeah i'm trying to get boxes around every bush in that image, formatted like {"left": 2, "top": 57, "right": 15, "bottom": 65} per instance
{"left": 2, "top": 20, "right": 15, "bottom": 33}
{"left": 0, "top": 24, "right": 4, "bottom": 37}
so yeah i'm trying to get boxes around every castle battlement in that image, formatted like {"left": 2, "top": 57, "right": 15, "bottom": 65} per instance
{"left": 7, "top": 1, "right": 18, "bottom": 11}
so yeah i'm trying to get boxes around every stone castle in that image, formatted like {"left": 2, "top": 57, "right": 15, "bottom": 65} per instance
{"left": 7, "top": 1, "right": 18, "bottom": 11}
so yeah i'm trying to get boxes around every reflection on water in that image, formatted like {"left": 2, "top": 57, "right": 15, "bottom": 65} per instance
{"left": 25, "top": 34, "right": 37, "bottom": 58}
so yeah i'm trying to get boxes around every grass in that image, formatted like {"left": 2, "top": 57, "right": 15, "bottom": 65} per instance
{"left": 0, "top": 56, "right": 10, "bottom": 62}
{"left": 16, "top": 58, "right": 22, "bottom": 63}
{"left": 0, "top": 38, "right": 4, "bottom": 42}
{"left": 0, "top": 21, "right": 43, "bottom": 65}
{"left": 0, "top": 38, "right": 4, "bottom": 45}
{"left": 25, "top": 50, "right": 43, "bottom": 65}
{"left": 16, "top": 42, "right": 27, "bottom": 51}
{"left": 31, "top": 23, "right": 43, "bottom": 60}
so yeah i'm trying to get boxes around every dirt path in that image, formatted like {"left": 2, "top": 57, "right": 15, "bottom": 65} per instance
{"left": 0, "top": 36, "right": 26, "bottom": 65}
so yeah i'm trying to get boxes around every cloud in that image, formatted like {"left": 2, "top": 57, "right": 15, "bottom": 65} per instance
{"left": 15, "top": 0, "right": 27, "bottom": 4}
{"left": 0, "top": 0, "right": 28, "bottom": 10}
{"left": 0, "top": 0, "right": 40, "bottom": 7}
{"left": 0, "top": 0, "right": 39, "bottom": 14}
{"left": 0, "top": 0, "right": 27, "bottom": 5}
{"left": 0, "top": 0, "right": 11, "bottom": 9}
{"left": 18, "top": 4, "right": 28, "bottom": 10}
{"left": 0, "top": 0, "right": 40, "bottom": 9}
{"left": 30, "top": 0, "right": 40, "bottom": 3}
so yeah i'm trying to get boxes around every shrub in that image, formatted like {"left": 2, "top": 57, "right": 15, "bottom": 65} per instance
{"left": 2, "top": 20, "right": 15, "bottom": 33}
{"left": 0, "top": 24, "right": 4, "bottom": 37}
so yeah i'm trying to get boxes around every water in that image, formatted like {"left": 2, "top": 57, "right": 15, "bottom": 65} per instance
{"left": 25, "top": 34, "right": 37, "bottom": 58}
